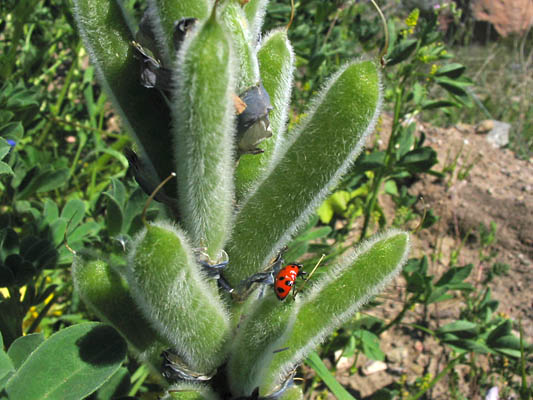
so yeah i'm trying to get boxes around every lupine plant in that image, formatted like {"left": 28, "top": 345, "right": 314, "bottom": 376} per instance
{"left": 67, "top": 0, "right": 410, "bottom": 398}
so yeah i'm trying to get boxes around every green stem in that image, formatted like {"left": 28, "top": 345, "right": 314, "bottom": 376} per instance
{"left": 88, "top": 136, "right": 130, "bottom": 197}
{"left": 360, "top": 86, "right": 403, "bottom": 239}
{"left": 360, "top": 166, "right": 384, "bottom": 239}
{"left": 36, "top": 43, "right": 82, "bottom": 147}
{"left": 519, "top": 319, "right": 529, "bottom": 399}
{"left": 69, "top": 133, "right": 87, "bottom": 181}
{"left": 46, "top": 114, "right": 127, "bottom": 138}
{"left": 1, "top": 0, "right": 31, "bottom": 79}
{"left": 378, "top": 294, "right": 419, "bottom": 334}
{"left": 408, "top": 353, "right": 465, "bottom": 400}
{"left": 128, "top": 365, "right": 151, "bottom": 397}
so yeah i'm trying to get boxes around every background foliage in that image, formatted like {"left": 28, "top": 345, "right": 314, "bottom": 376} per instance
{"left": 0, "top": 0, "right": 531, "bottom": 399}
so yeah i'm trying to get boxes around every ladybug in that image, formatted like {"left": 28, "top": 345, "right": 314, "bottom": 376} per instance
{"left": 274, "top": 264, "right": 304, "bottom": 300}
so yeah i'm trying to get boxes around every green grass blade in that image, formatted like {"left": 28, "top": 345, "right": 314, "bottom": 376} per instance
{"left": 305, "top": 351, "right": 356, "bottom": 400}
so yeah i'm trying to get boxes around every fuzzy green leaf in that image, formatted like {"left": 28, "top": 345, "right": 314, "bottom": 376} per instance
{"left": 72, "top": 0, "right": 174, "bottom": 186}
{"left": 221, "top": 2, "right": 260, "bottom": 91}
{"left": 279, "top": 386, "right": 304, "bottom": 400}
{"left": 72, "top": 257, "right": 167, "bottom": 367}
{"left": 243, "top": 0, "right": 269, "bottom": 43}
{"left": 235, "top": 29, "right": 294, "bottom": 200}
{"left": 227, "top": 295, "right": 297, "bottom": 397}
{"left": 145, "top": 0, "right": 212, "bottom": 64}
{"left": 5, "top": 322, "right": 126, "bottom": 400}
{"left": 165, "top": 382, "right": 220, "bottom": 400}
{"left": 173, "top": 13, "right": 236, "bottom": 257}
{"left": 127, "top": 222, "right": 230, "bottom": 373}
{"left": 262, "top": 230, "right": 409, "bottom": 391}
{"left": 225, "top": 60, "right": 382, "bottom": 287}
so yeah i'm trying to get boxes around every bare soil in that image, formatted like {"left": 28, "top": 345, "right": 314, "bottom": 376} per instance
{"left": 307, "top": 114, "right": 533, "bottom": 399}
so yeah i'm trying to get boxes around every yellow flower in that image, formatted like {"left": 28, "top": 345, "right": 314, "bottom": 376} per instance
{"left": 405, "top": 9, "right": 420, "bottom": 30}
{"left": 430, "top": 64, "right": 438, "bottom": 75}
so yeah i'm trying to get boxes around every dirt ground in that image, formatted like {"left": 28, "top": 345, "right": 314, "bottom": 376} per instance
{"left": 307, "top": 114, "right": 533, "bottom": 399}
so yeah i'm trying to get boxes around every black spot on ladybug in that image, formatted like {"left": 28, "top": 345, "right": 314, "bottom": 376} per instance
{"left": 278, "top": 276, "right": 285, "bottom": 281}
{"left": 277, "top": 287, "right": 285, "bottom": 294}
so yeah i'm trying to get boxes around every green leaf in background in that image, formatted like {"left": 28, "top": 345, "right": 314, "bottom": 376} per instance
{"left": 103, "top": 192, "right": 124, "bottom": 237}
{"left": 16, "top": 168, "right": 70, "bottom": 200}
{"left": 0, "top": 121, "right": 23, "bottom": 141}
{"left": 435, "top": 265, "right": 473, "bottom": 287}
{"left": 435, "top": 76, "right": 472, "bottom": 97}
{"left": 5, "top": 322, "right": 127, "bottom": 400}
{"left": 42, "top": 199, "right": 59, "bottom": 225}
{"left": 445, "top": 339, "right": 491, "bottom": 354}
{"left": 0, "top": 138, "right": 14, "bottom": 176}
{"left": 61, "top": 199, "right": 86, "bottom": 231}
{"left": 491, "top": 335, "right": 522, "bottom": 352}
{"left": 437, "top": 320, "right": 478, "bottom": 335}
{"left": 0, "top": 161, "right": 13, "bottom": 176}
{"left": 398, "top": 147, "right": 438, "bottom": 173}
{"left": 0, "top": 138, "right": 13, "bottom": 161}
{"left": 355, "top": 329, "right": 384, "bottom": 361}
{"left": 421, "top": 99, "right": 461, "bottom": 110}
{"left": 317, "top": 191, "right": 351, "bottom": 224}
{"left": 435, "top": 63, "right": 466, "bottom": 79}
{"left": 386, "top": 38, "right": 417, "bottom": 66}
{"left": 487, "top": 319, "right": 512, "bottom": 344}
